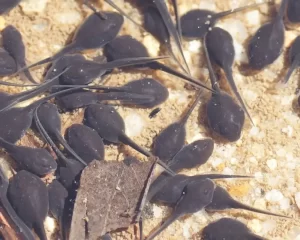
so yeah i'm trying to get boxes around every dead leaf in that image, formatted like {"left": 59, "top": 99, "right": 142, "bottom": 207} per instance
{"left": 69, "top": 159, "right": 154, "bottom": 240}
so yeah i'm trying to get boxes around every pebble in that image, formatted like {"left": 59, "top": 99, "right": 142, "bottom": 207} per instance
{"left": 266, "top": 159, "right": 277, "bottom": 170}
{"left": 124, "top": 112, "right": 144, "bottom": 137}
{"left": 265, "top": 189, "right": 284, "bottom": 203}
{"left": 295, "top": 192, "right": 300, "bottom": 210}
{"left": 20, "top": 0, "right": 48, "bottom": 14}
{"left": 248, "top": 219, "right": 261, "bottom": 233}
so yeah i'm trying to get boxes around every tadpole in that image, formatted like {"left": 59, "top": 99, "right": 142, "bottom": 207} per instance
{"left": 0, "top": 48, "right": 17, "bottom": 77}
{"left": 48, "top": 180, "right": 68, "bottom": 239}
{"left": 141, "top": 0, "right": 190, "bottom": 75}
{"left": 202, "top": 218, "right": 264, "bottom": 240}
{"left": 0, "top": 166, "right": 35, "bottom": 240}
{"left": 65, "top": 124, "right": 105, "bottom": 164}
{"left": 146, "top": 178, "right": 215, "bottom": 240}
{"left": 282, "top": 36, "right": 300, "bottom": 84}
{"left": 0, "top": 0, "right": 21, "bottom": 15}
{"left": 104, "top": 35, "right": 213, "bottom": 91}
{"left": 56, "top": 78, "right": 169, "bottom": 110}
{"left": 7, "top": 170, "right": 49, "bottom": 240}
{"left": 0, "top": 136, "right": 57, "bottom": 176}
{"left": 2, "top": 25, "right": 37, "bottom": 83}
{"left": 205, "top": 27, "right": 253, "bottom": 124}
{"left": 204, "top": 34, "right": 245, "bottom": 142}
{"left": 248, "top": 0, "right": 288, "bottom": 70}
{"left": 287, "top": 0, "right": 300, "bottom": 23}
{"left": 36, "top": 102, "right": 87, "bottom": 166}
{"left": 12, "top": 11, "right": 124, "bottom": 75}
{"left": 180, "top": 2, "right": 267, "bottom": 39}
{"left": 205, "top": 185, "right": 288, "bottom": 218}
{"left": 152, "top": 91, "right": 202, "bottom": 162}
{"left": 83, "top": 103, "right": 176, "bottom": 176}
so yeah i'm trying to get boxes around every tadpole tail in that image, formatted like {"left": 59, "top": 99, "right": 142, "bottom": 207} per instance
{"left": 97, "top": 56, "right": 170, "bottom": 71}
{"left": 146, "top": 213, "right": 181, "bottom": 240}
{"left": 150, "top": 61, "right": 215, "bottom": 93}
{"left": 55, "top": 133, "right": 87, "bottom": 167}
{"left": 97, "top": 92, "right": 154, "bottom": 103}
{"left": 283, "top": 58, "right": 299, "bottom": 84}
{"left": 179, "top": 90, "right": 202, "bottom": 127}
{"left": 224, "top": 67, "right": 254, "bottom": 125}
{"left": 1, "top": 197, "right": 36, "bottom": 240}
{"left": 0, "top": 80, "right": 38, "bottom": 87}
{"left": 277, "top": 0, "right": 288, "bottom": 19}
{"left": 192, "top": 174, "right": 253, "bottom": 180}
{"left": 203, "top": 35, "right": 221, "bottom": 92}
{"left": 119, "top": 134, "right": 176, "bottom": 176}
{"left": 213, "top": 1, "right": 270, "bottom": 21}
{"left": 154, "top": 0, "right": 191, "bottom": 75}
{"left": 166, "top": 42, "right": 189, "bottom": 76}
{"left": 18, "top": 61, "right": 38, "bottom": 84}
{"left": 9, "top": 42, "right": 77, "bottom": 77}
{"left": 104, "top": 0, "right": 146, "bottom": 31}
{"left": 171, "top": 0, "right": 182, "bottom": 41}
{"left": 34, "top": 223, "right": 47, "bottom": 240}
{"left": 232, "top": 200, "right": 290, "bottom": 218}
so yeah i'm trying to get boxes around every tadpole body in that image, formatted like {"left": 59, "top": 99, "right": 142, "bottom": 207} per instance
{"left": 202, "top": 218, "right": 264, "bottom": 240}
{"left": 65, "top": 124, "right": 105, "bottom": 164}
{"left": 0, "top": 48, "right": 17, "bottom": 76}
{"left": 248, "top": 0, "right": 288, "bottom": 70}
{"left": 168, "top": 139, "right": 214, "bottom": 172}
{"left": 205, "top": 27, "right": 252, "bottom": 123}
{"left": 0, "top": 136, "right": 57, "bottom": 176}
{"left": 104, "top": 35, "right": 213, "bottom": 91}
{"left": 2, "top": 25, "right": 37, "bottom": 83}
{"left": 0, "top": 0, "right": 21, "bottom": 15}
{"left": 283, "top": 36, "right": 300, "bottom": 84}
{"left": 7, "top": 170, "right": 49, "bottom": 240}
{"left": 13, "top": 11, "right": 124, "bottom": 74}
{"left": 205, "top": 185, "right": 287, "bottom": 218}
{"left": 204, "top": 34, "right": 245, "bottom": 142}
{"left": 48, "top": 180, "right": 68, "bottom": 239}
{"left": 180, "top": 2, "right": 266, "bottom": 39}
{"left": 153, "top": 91, "right": 202, "bottom": 163}
{"left": 0, "top": 167, "right": 35, "bottom": 240}
{"left": 146, "top": 178, "right": 215, "bottom": 240}
{"left": 57, "top": 78, "right": 169, "bottom": 110}
{"left": 287, "top": 0, "right": 300, "bottom": 23}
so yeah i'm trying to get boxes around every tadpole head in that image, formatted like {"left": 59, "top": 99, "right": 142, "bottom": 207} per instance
{"left": 207, "top": 92, "right": 245, "bottom": 142}
{"left": 103, "top": 35, "right": 149, "bottom": 61}
{"left": 180, "top": 9, "right": 214, "bottom": 39}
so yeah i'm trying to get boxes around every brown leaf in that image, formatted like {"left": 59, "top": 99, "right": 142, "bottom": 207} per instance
{"left": 69, "top": 159, "right": 155, "bottom": 240}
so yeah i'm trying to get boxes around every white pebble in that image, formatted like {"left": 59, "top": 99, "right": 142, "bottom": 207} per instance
{"left": 279, "top": 197, "right": 290, "bottom": 210}
{"left": 124, "top": 113, "right": 144, "bottom": 137}
{"left": 211, "top": 158, "right": 223, "bottom": 168}
{"left": 188, "top": 40, "right": 201, "bottom": 53}
{"left": 20, "top": 0, "right": 48, "bottom": 14}
{"left": 281, "top": 125, "right": 293, "bottom": 137}
{"left": 246, "top": 10, "right": 260, "bottom": 26}
{"left": 152, "top": 205, "right": 163, "bottom": 218}
{"left": 249, "top": 126, "right": 259, "bottom": 136}
{"left": 143, "top": 35, "right": 159, "bottom": 56}
{"left": 230, "top": 158, "right": 238, "bottom": 165}
{"left": 54, "top": 11, "right": 82, "bottom": 24}
{"left": 44, "top": 217, "right": 56, "bottom": 233}
{"left": 261, "top": 219, "right": 277, "bottom": 234}
{"left": 266, "top": 159, "right": 277, "bottom": 170}
{"left": 222, "top": 167, "right": 234, "bottom": 175}
{"left": 248, "top": 219, "right": 261, "bottom": 233}
{"left": 265, "top": 190, "right": 284, "bottom": 203}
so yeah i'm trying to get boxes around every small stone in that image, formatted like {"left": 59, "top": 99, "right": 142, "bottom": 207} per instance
{"left": 211, "top": 158, "right": 223, "bottom": 168}
{"left": 279, "top": 197, "right": 290, "bottom": 210}
{"left": 152, "top": 205, "right": 163, "bottom": 218}
{"left": 266, "top": 159, "right": 277, "bottom": 170}
{"left": 265, "top": 189, "right": 284, "bottom": 203}
{"left": 188, "top": 40, "right": 201, "bottom": 53}
{"left": 124, "top": 113, "right": 144, "bottom": 137}
{"left": 20, "top": 0, "right": 48, "bottom": 14}
{"left": 248, "top": 219, "right": 261, "bottom": 233}
{"left": 249, "top": 126, "right": 259, "bottom": 136}
{"left": 295, "top": 192, "right": 300, "bottom": 210}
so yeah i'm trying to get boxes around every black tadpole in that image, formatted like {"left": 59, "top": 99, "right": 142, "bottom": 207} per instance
{"left": 152, "top": 90, "right": 202, "bottom": 163}
{"left": 0, "top": 0, "right": 21, "bottom": 15}
{"left": 2, "top": 25, "right": 37, "bottom": 83}
{"left": 56, "top": 78, "right": 169, "bottom": 110}
{"left": 206, "top": 185, "right": 289, "bottom": 218}
{"left": 248, "top": 0, "right": 288, "bottom": 70}
{"left": 180, "top": 2, "right": 268, "bottom": 39}
{"left": 205, "top": 27, "right": 253, "bottom": 124}
{"left": 146, "top": 178, "right": 215, "bottom": 240}
{"left": 0, "top": 167, "right": 35, "bottom": 240}
{"left": 11, "top": 11, "right": 124, "bottom": 76}
{"left": 104, "top": 35, "right": 214, "bottom": 92}
{"left": 83, "top": 103, "right": 176, "bottom": 176}
{"left": 7, "top": 170, "right": 49, "bottom": 240}
{"left": 0, "top": 136, "right": 57, "bottom": 176}
{"left": 36, "top": 102, "right": 87, "bottom": 166}
{"left": 34, "top": 107, "right": 85, "bottom": 190}
{"left": 65, "top": 124, "right": 105, "bottom": 164}
{"left": 202, "top": 218, "right": 265, "bottom": 240}
{"left": 282, "top": 36, "right": 300, "bottom": 84}
{"left": 204, "top": 34, "right": 245, "bottom": 142}
{"left": 287, "top": 0, "right": 300, "bottom": 23}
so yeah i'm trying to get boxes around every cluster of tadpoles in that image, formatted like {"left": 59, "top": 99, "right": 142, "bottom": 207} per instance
{"left": 0, "top": 0, "right": 298, "bottom": 239}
